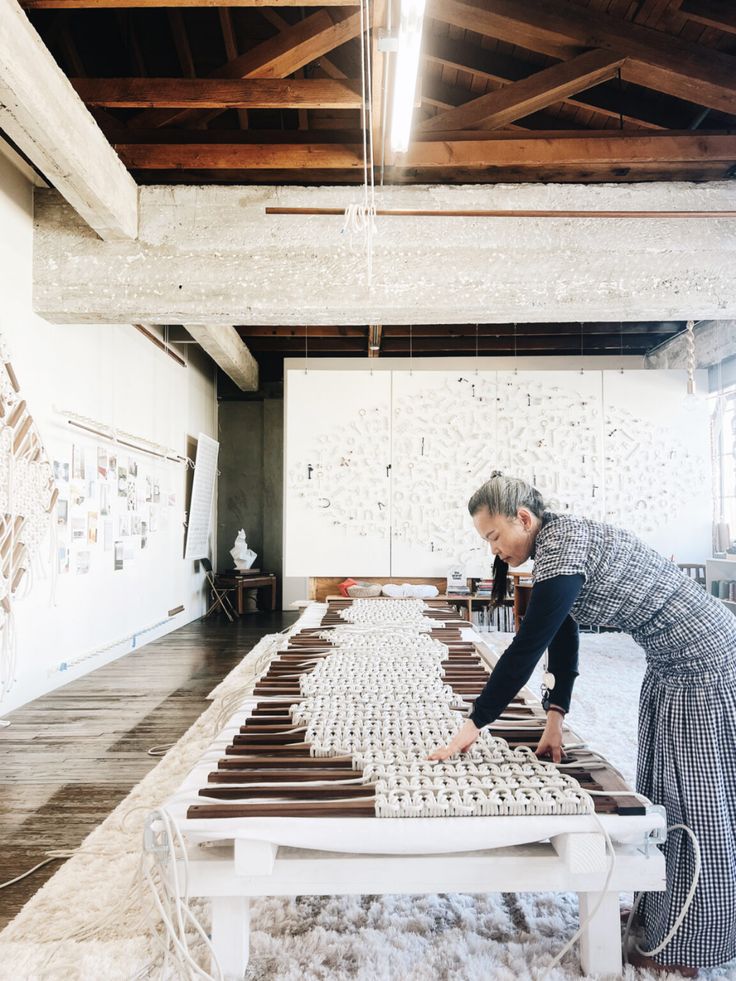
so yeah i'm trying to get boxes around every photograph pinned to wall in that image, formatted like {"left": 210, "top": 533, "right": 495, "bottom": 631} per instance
{"left": 57, "top": 499, "right": 68, "bottom": 528}
{"left": 118, "top": 515, "right": 130, "bottom": 537}
{"left": 53, "top": 460, "right": 69, "bottom": 483}
{"left": 97, "top": 446, "right": 108, "bottom": 479}
{"left": 153, "top": 480, "right": 160, "bottom": 504}
{"left": 114, "top": 541, "right": 124, "bottom": 571}
{"left": 123, "top": 542, "right": 135, "bottom": 562}
{"left": 129, "top": 459, "right": 138, "bottom": 478}
{"left": 88, "top": 512, "right": 98, "bottom": 545}
{"left": 57, "top": 545, "right": 69, "bottom": 575}
{"left": 109, "top": 454, "right": 117, "bottom": 476}
{"left": 167, "top": 492, "right": 176, "bottom": 508}
{"left": 76, "top": 550, "right": 90, "bottom": 575}
{"left": 70, "top": 481, "right": 85, "bottom": 508}
{"left": 132, "top": 515, "right": 141, "bottom": 536}
{"left": 103, "top": 519, "right": 113, "bottom": 552}
{"left": 72, "top": 444, "right": 84, "bottom": 480}
{"left": 71, "top": 515, "right": 86, "bottom": 541}
{"left": 99, "top": 483, "right": 110, "bottom": 516}
{"left": 127, "top": 479, "right": 136, "bottom": 511}
{"left": 145, "top": 477, "right": 152, "bottom": 502}
{"left": 141, "top": 520, "right": 148, "bottom": 549}
{"left": 87, "top": 479, "right": 96, "bottom": 502}
{"left": 117, "top": 466, "right": 127, "bottom": 497}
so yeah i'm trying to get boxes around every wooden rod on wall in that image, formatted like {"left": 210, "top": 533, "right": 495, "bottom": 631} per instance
{"left": 265, "top": 207, "right": 736, "bottom": 219}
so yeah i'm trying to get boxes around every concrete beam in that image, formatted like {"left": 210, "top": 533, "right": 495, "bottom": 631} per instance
{"left": 32, "top": 182, "right": 736, "bottom": 325}
{"left": 184, "top": 325, "right": 259, "bottom": 391}
{"left": 0, "top": 0, "right": 138, "bottom": 240}
{"left": 645, "top": 319, "right": 736, "bottom": 368}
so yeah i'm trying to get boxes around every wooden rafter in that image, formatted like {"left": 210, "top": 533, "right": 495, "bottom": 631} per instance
{"left": 71, "top": 78, "right": 363, "bottom": 109}
{"left": 168, "top": 10, "right": 196, "bottom": 78}
{"left": 218, "top": 9, "right": 247, "bottom": 128}
{"left": 680, "top": 0, "right": 736, "bottom": 35}
{"left": 422, "top": 35, "right": 673, "bottom": 130}
{"left": 427, "top": 0, "right": 736, "bottom": 114}
{"left": 419, "top": 49, "right": 625, "bottom": 133}
{"left": 128, "top": 8, "right": 362, "bottom": 130}
{"left": 114, "top": 131, "right": 736, "bottom": 171}
{"left": 420, "top": 77, "right": 586, "bottom": 132}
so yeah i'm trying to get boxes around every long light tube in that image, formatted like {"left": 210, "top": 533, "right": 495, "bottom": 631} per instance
{"left": 389, "top": 0, "right": 426, "bottom": 154}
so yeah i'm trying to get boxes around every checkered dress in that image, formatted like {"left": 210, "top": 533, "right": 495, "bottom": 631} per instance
{"left": 534, "top": 513, "right": 736, "bottom": 968}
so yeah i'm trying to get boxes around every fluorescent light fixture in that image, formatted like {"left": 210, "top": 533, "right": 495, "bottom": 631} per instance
{"left": 389, "top": 0, "right": 426, "bottom": 154}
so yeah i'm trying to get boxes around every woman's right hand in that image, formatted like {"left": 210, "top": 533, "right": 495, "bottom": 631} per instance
{"left": 427, "top": 719, "right": 480, "bottom": 761}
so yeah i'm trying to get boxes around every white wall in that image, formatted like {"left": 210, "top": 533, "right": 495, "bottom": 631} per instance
{"left": 0, "top": 152, "right": 217, "bottom": 714}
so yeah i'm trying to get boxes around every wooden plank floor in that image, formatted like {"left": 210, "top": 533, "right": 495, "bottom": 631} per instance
{"left": 0, "top": 611, "right": 297, "bottom": 929}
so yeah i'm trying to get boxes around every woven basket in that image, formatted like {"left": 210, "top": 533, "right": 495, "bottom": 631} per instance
{"left": 347, "top": 584, "right": 382, "bottom": 598}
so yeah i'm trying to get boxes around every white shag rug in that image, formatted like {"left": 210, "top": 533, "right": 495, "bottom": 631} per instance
{"left": 1, "top": 629, "right": 735, "bottom": 981}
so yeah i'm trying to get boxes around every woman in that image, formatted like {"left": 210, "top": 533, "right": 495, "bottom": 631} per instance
{"left": 429, "top": 472, "right": 736, "bottom": 977}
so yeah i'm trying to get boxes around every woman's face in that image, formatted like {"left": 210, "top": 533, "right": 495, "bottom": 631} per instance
{"left": 472, "top": 505, "right": 538, "bottom": 568}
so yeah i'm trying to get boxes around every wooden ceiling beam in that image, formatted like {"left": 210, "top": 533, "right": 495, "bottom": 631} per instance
{"left": 680, "top": 0, "right": 736, "bottom": 35}
{"left": 427, "top": 0, "right": 736, "bottom": 114}
{"left": 397, "top": 131, "right": 736, "bottom": 169}
{"left": 71, "top": 78, "right": 363, "bottom": 109}
{"left": 129, "top": 8, "right": 362, "bottom": 129}
{"left": 239, "top": 326, "right": 367, "bottom": 337}
{"left": 419, "top": 49, "right": 625, "bottom": 133}
{"left": 115, "top": 131, "right": 736, "bottom": 170}
{"left": 242, "top": 334, "right": 665, "bottom": 353}
{"left": 422, "top": 36, "right": 671, "bottom": 131}
{"left": 237, "top": 323, "right": 681, "bottom": 337}
{"left": 20, "top": 0, "right": 357, "bottom": 7}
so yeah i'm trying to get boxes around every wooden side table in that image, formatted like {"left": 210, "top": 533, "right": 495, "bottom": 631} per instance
{"left": 215, "top": 573, "right": 277, "bottom": 614}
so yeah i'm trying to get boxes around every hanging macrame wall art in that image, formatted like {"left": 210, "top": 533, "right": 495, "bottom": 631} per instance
{"left": 0, "top": 335, "right": 57, "bottom": 700}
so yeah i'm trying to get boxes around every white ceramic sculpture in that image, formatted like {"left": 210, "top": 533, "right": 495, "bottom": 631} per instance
{"left": 230, "top": 529, "right": 257, "bottom": 571}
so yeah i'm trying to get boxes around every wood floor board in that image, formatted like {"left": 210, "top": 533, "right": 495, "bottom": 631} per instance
{"left": 0, "top": 610, "right": 296, "bottom": 929}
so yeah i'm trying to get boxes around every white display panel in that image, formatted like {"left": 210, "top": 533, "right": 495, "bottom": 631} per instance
{"left": 184, "top": 433, "right": 219, "bottom": 559}
{"left": 284, "top": 369, "right": 392, "bottom": 575}
{"left": 285, "top": 366, "right": 712, "bottom": 578}
{"left": 601, "top": 371, "right": 711, "bottom": 561}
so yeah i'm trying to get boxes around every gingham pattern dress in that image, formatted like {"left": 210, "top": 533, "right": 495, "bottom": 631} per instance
{"left": 533, "top": 512, "right": 736, "bottom": 969}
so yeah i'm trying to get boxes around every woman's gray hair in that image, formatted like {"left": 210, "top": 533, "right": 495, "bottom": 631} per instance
{"left": 467, "top": 471, "right": 545, "bottom": 519}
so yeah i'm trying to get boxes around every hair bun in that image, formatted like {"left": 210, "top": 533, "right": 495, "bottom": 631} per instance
{"left": 489, "top": 470, "right": 504, "bottom": 479}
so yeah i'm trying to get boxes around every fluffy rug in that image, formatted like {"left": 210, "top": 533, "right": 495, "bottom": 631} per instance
{"left": 1, "top": 628, "right": 735, "bottom": 981}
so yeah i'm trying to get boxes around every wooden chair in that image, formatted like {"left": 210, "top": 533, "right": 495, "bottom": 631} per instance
{"left": 677, "top": 563, "right": 706, "bottom": 588}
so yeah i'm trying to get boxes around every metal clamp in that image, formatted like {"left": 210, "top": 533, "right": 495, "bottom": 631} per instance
{"left": 641, "top": 805, "right": 667, "bottom": 856}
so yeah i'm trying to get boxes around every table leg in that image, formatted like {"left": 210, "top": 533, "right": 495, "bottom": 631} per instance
{"left": 211, "top": 895, "right": 250, "bottom": 980}
{"left": 237, "top": 582, "right": 244, "bottom": 616}
{"left": 270, "top": 579, "right": 276, "bottom": 611}
{"left": 577, "top": 890, "right": 622, "bottom": 976}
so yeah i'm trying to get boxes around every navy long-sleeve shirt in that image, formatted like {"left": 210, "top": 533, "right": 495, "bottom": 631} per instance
{"left": 469, "top": 574, "right": 584, "bottom": 729}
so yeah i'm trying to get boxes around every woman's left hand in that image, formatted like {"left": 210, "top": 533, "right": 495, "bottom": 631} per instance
{"left": 535, "top": 712, "right": 564, "bottom": 764}
{"left": 427, "top": 719, "right": 480, "bottom": 760}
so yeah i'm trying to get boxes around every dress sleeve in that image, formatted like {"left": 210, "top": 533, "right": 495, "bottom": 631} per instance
{"left": 544, "top": 614, "right": 579, "bottom": 713}
{"left": 469, "top": 574, "right": 584, "bottom": 728}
